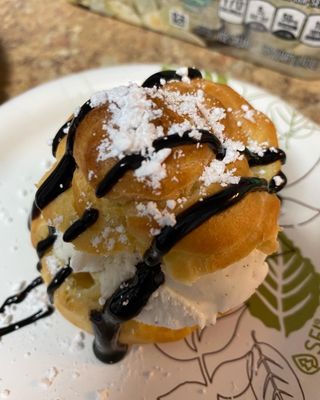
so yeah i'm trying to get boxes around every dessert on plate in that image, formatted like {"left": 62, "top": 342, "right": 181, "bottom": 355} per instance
{"left": 16, "top": 68, "right": 287, "bottom": 363}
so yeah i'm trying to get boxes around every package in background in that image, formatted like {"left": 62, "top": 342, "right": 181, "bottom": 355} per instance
{"left": 69, "top": 0, "right": 320, "bottom": 79}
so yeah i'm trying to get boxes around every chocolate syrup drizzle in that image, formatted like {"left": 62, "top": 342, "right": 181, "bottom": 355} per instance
{"left": 96, "top": 130, "right": 225, "bottom": 197}
{"left": 269, "top": 171, "right": 287, "bottom": 193}
{"left": 244, "top": 148, "right": 286, "bottom": 167}
{"left": 0, "top": 277, "right": 54, "bottom": 338}
{"left": 63, "top": 208, "right": 99, "bottom": 242}
{"left": 47, "top": 265, "right": 73, "bottom": 303}
{"left": 0, "top": 277, "right": 43, "bottom": 313}
{"left": 96, "top": 130, "right": 285, "bottom": 198}
{"left": 0, "top": 306, "right": 54, "bottom": 338}
{"left": 36, "top": 227, "right": 57, "bottom": 270}
{"left": 142, "top": 68, "right": 202, "bottom": 88}
{"left": 52, "top": 120, "right": 70, "bottom": 157}
{"left": 0, "top": 68, "right": 287, "bottom": 361}
{"left": 0, "top": 226, "right": 58, "bottom": 337}
{"left": 144, "top": 177, "right": 269, "bottom": 264}
{"left": 34, "top": 101, "right": 92, "bottom": 212}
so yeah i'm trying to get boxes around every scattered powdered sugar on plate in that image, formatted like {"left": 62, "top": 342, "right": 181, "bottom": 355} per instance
{"left": 70, "top": 331, "right": 86, "bottom": 351}
{"left": 96, "top": 388, "right": 109, "bottom": 400}
{"left": 10, "top": 280, "right": 27, "bottom": 292}
{"left": 0, "top": 389, "right": 10, "bottom": 399}
{"left": 0, "top": 204, "right": 13, "bottom": 224}
{"left": 72, "top": 370, "right": 80, "bottom": 379}
{"left": 0, "top": 281, "right": 50, "bottom": 332}
{"left": 39, "top": 366, "right": 59, "bottom": 389}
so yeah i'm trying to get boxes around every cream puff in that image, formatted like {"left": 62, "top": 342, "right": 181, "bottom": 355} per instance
{"left": 30, "top": 67, "right": 286, "bottom": 363}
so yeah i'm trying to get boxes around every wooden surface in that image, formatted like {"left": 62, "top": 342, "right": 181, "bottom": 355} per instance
{"left": 0, "top": 0, "right": 319, "bottom": 123}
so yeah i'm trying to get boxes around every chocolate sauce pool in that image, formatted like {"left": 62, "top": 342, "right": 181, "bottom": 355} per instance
{"left": 0, "top": 69, "right": 287, "bottom": 364}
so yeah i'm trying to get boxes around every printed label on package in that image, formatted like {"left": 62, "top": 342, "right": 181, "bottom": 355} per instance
{"left": 272, "top": 7, "right": 306, "bottom": 40}
{"left": 245, "top": 0, "right": 276, "bottom": 31}
{"left": 218, "top": 0, "right": 248, "bottom": 24}
{"left": 169, "top": 8, "right": 189, "bottom": 29}
{"left": 301, "top": 15, "right": 320, "bottom": 46}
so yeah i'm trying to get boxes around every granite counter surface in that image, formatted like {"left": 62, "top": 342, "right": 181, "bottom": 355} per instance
{"left": 0, "top": 0, "right": 319, "bottom": 123}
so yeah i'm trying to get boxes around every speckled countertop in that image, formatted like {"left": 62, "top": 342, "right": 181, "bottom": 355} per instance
{"left": 0, "top": 0, "right": 319, "bottom": 123}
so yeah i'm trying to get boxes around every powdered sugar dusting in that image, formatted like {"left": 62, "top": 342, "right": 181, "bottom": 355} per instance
{"left": 166, "top": 200, "right": 176, "bottom": 210}
{"left": 73, "top": 106, "right": 81, "bottom": 118}
{"left": 198, "top": 106, "right": 226, "bottom": 140}
{"left": 136, "top": 202, "right": 176, "bottom": 235}
{"left": 223, "top": 139, "right": 245, "bottom": 163}
{"left": 188, "top": 129, "right": 203, "bottom": 140}
{"left": 47, "top": 215, "right": 63, "bottom": 228}
{"left": 96, "top": 83, "right": 163, "bottom": 162}
{"left": 90, "top": 224, "right": 128, "bottom": 251}
{"left": 88, "top": 170, "right": 96, "bottom": 181}
{"left": 63, "top": 122, "right": 70, "bottom": 134}
{"left": 176, "top": 67, "right": 191, "bottom": 84}
{"left": 247, "top": 139, "right": 269, "bottom": 156}
{"left": 93, "top": 80, "right": 231, "bottom": 191}
{"left": 200, "top": 160, "right": 240, "bottom": 188}
{"left": 91, "top": 78, "right": 270, "bottom": 195}
{"left": 90, "top": 90, "right": 109, "bottom": 108}
{"left": 155, "top": 87, "right": 227, "bottom": 141}
{"left": 167, "top": 121, "right": 192, "bottom": 136}
{"left": 273, "top": 175, "right": 285, "bottom": 187}
{"left": 241, "top": 104, "right": 256, "bottom": 123}
{"left": 199, "top": 138, "right": 244, "bottom": 191}
{"left": 134, "top": 148, "right": 172, "bottom": 189}
{"left": 44, "top": 254, "right": 60, "bottom": 276}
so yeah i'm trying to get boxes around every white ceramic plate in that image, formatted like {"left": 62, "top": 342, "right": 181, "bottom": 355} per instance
{"left": 0, "top": 65, "right": 319, "bottom": 400}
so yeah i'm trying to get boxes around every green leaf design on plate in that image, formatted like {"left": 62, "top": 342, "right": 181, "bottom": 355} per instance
{"left": 292, "top": 354, "right": 320, "bottom": 375}
{"left": 203, "top": 69, "right": 213, "bottom": 81}
{"left": 266, "top": 102, "right": 317, "bottom": 149}
{"left": 161, "top": 64, "right": 175, "bottom": 71}
{"left": 247, "top": 232, "right": 320, "bottom": 337}
{"left": 214, "top": 72, "right": 228, "bottom": 85}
